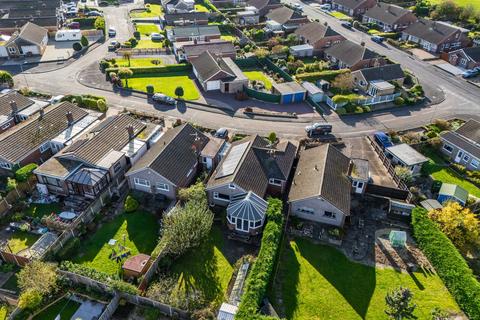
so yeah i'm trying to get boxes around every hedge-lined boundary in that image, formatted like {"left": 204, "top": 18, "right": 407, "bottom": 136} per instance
{"left": 295, "top": 68, "right": 349, "bottom": 82}
{"left": 236, "top": 198, "right": 283, "bottom": 319}
{"left": 105, "top": 64, "right": 191, "bottom": 76}
{"left": 412, "top": 207, "right": 480, "bottom": 320}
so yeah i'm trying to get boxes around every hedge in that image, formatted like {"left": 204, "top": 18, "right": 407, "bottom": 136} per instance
{"left": 72, "top": 17, "right": 97, "bottom": 27}
{"left": 411, "top": 207, "right": 480, "bottom": 320}
{"left": 15, "top": 164, "right": 38, "bottom": 182}
{"left": 62, "top": 94, "right": 107, "bottom": 112}
{"left": 236, "top": 198, "right": 284, "bottom": 319}
{"left": 105, "top": 64, "right": 191, "bottom": 78}
{"left": 295, "top": 69, "right": 349, "bottom": 82}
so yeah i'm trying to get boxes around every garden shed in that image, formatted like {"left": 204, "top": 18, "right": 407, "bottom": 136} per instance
{"left": 122, "top": 253, "right": 151, "bottom": 279}
{"left": 290, "top": 44, "right": 314, "bottom": 57}
{"left": 437, "top": 183, "right": 468, "bottom": 206}
{"left": 301, "top": 81, "right": 324, "bottom": 102}
{"left": 389, "top": 230, "right": 407, "bottom": 248}
{"left": 226, "top": 191, "right": 267, "bottom": 235}
{"left": 272, "top": 81, "right": 306, "bottom": 104}
{"left": 388, "top": 200, "right": 415, "bottom": 222}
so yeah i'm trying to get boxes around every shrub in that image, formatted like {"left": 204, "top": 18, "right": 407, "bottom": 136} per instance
{"left": 96, "top": 99, "right": 107, "bottom": 112}
{"left": 128, "top": 37, "right": 138, "bottom": 47}
{"left": 72, "top": 17, "right": 96, "bottom": 27}
{"left": 105, "top": 64, "right": 191, "bottom": 75}
{"left": 133, "top": 31, "right": 140, "bottom": 39}
{"left": 80, "top": 35, "right": 89, "bottom": 47}
{"left": 72, "top": 42, "right": 82, "bottom": 51}
{"left": 15, "top": 163, "right": 38, "bottom": 182}
{"left": 353, "top": 106, "right": 363, "bottom": 113}
{"left": 6, "top": 178, "right": 17, "bottom": 192}
{"left": 99, "top": 60, "right": 110, "bottom": 72}
{"left": 362, "top": 106, "right": 371, "bottom": 113}
{"left": 0, "top": 71, "right": 14, "bottom": 88}
{"left": 124, "top": 194, "right": 139, "bottom": 213}
{"left": 394, "top": 97, "right": 405, "bottom": 105}
{"left": 146, "top": 85, "right": 154, "bottom": 94}
{"left": 295, "top": 69, "right": 349, "bottom": 82}
{"left": 411, "top": 207, "right": 480, "bottom": 319}
{"left": 336, "top": 107, "right": 346, "bottom": 115}
{"left": 18, "top": 289, "right": 42, "bottom": 310}
{"left": 94, "top": 17, "right": 105, "bottom": 31}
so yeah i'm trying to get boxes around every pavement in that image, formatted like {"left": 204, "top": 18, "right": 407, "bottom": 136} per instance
{"left": 6, "top": 0, "right": 480, "bottom": 140}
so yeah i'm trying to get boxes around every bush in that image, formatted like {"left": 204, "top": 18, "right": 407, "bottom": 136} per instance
{"left": 394, "top": 97, "right": 405, "bottom": 105}
{"left": 354, "top": 106, "right": 364, "bottom": 113}
{"left": 411, "top": 207, "right": 480, "bottom": 319}
{"left": 72, "top": 17, "right": 96, "bottom": 27}
{"left": 72, "top": 42, "right": 82, "bottom": 51}
{"left": 15, "top": 163, "right": 38, "bottom": 182}
{"left": 133, "top": 31, "right": 140, "bottom": 39}
{"left": 94, "top": 17, "right": 105, "bottom": 31}
{"left": 18, "top": 289, "right": 42, "bottom": 310}
{"left": 80, "top": 35, "right": 89, "bottom": 47}
{"left": 0, "top": 70, "right": 14, "bottom": 88}
{"left": 146, "top": 85, "right": 154, "bottom": 94}
{"left": 336, "top": 107, "right": 346, "bottom": 115}
{"left": 236, "top": 198, "right": 283, "bottom": 318}
{"left": 105, "top": 64, "right": 191, "bottom": 76}
{"left": 99, "top": 60, "right": 110, "bottom": 72}
{"left": 96, "top": 99, "right": 107, "bottom": 112}
{"left": 362, "top": 106, "right": 371, "bottom": 113}
{"left": 124, "top": 194, "right": 139, "bottom": 213}
{"left": 295, "top": 69, "right": 349, "bottom": 82}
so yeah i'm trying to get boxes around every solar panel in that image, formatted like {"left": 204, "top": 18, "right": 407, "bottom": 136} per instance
{"left": 216, "top": 141, "right": 249, "bottom": 178}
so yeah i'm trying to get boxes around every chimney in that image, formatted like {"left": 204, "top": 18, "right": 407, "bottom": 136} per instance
{"left": 126, "top": 124, "right": 135, "bottom": 139}
{"left": 360, "top": 41, "right": 365, "bottom": 46}
{"left": 39, "top": 108, "right": 44, "bottom": 119}
{"left": 66, "top": 111, "right": 74, "bottom": 126}
{"left": 10, "top": 100, "right": 18, "bottom": 115}
{"left": 314, "top": 164, "right": 318, "bottom": 171}
{"left": 193, "top": 38, "right": 198, "bottom": 45}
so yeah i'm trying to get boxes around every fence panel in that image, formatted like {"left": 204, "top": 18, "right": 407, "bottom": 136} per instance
{"left": 98, "top": 293, "right": 120, "bottom": 320}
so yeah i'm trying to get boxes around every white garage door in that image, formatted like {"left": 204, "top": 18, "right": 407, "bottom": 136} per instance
{"left": 206, "top": 80, "right": 221, "bottom": 91}
{"left": 21, "top": 45, "right": 39, "bottom": 55}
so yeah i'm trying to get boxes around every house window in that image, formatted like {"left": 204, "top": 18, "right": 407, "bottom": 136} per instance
{"left": 352, "top": 181, "right": 357, "bottom": 187}
{"left": 442, "top": 144, "right": 453, "bottom": 153}
{"left": 228, "top": 183, "right": 236, "bottom": 189}
{"left": 39, "top": 142, "right": 50, "bottom": 153}
{"left": 214, "top": 192, "right": 230, "bottom": 201}
{"left": 268, "top": 178, "right": 282, "bottom": 186}
{"left": 113, "top": 162, "right": 122, "bottom": 174}
{"left": 157, "top": 183, "right": 169, "bottom": 191}
{"left": 298, "top": 207, "right": 314, "bottom": 214}
{"left": 471, "top": 159, "right": 479, "bottom": 168}
{"left": 0, "top": 162, "right": 11, "bottom": 169}
{"left": 357, "top": 182, "right": 364, "bottom": 189}
{"left": 202, "top": 156, "right": 208, "bottom": 164}
{"left": 254, "top": 220, "right": 262, "bottom": 227}
{"left": 250, "top": 221, "right": 254, "bottom": 228}
{"left": 7, "top": 47, "right": 16, "bottom": 54}
{"left": 463, "top": 154, "right": 470, "bottom": 162}
{"left": 324, "top": 211, "right": 336, "bottom": 219}
{"left": 1, "top": 122, "right": 11, "bottom": 130}
{"left": 134, "top": 177, "right": 150, "bottom": 187}
{"left": 460, "top": 58, "right": 467, "bottom": 66}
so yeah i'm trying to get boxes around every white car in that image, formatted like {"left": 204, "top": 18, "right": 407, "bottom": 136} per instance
{"left": 150, "top": 33, "right": 164, "bottom": 41}
{"left": 293, "top": 3, "right": 303, "bottom": 10}
{"left": 108, "top": 27, "right": 116, "bottom": 37}
{"left": 49, "top": 95, "right": 65, "bottom": 104}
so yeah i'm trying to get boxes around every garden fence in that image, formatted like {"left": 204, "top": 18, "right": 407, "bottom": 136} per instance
{"left": 98, "top": 293, "right": 121, "bottom": 320}
{"left": 0, "top": 176, "right": 37, "bottom": 218}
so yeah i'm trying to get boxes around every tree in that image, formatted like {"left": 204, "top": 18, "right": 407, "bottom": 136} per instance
{"left": 254, "top": 48, "right": 269, "bottom": 59}
{"left": 428, "top": 201, "right": 480, "bottom": 250}
{"left": 271, "top": 45, "right": 287, "bottom": 55}
{"left": 266, "top": 37, "right": 280, "bottom": 49}
{"left": 175, "top": 86, "right": 184, "bottom": 99}
{"left": 94, "top": 17, "right": 105, "bottom": 31}
{"left": 80, "top": 35, "right": 89, "bottom": 47}
{"left": 267, "top": 132, "right": 277, "bottom": 145}
{"left": 117, "top": 67, "right": 133, "bottom": 87}
{"left": 385, "top": 286, "right": 417, "bottom": 319}
{"left": 0, "top": 71, "right": 13, "bottom": 88}
{"left": 394, "top": 166, "right": 413, "bottom": 184}
{"left": 459, "top": 4, "right": 475, "bottom": 21}
{"left": 331, "top": 73, "right": 354, "bottom": 93}
{"left": 431, "top": 0, "right": 460, "bottom": 20}
{"left": 17, "top": 261, "right": 58, "bottom": 296}
{"left": 124, "top": 194, "right": 139, "bottom": 212}
{"left": 18, "top": 289, "right": 42, "bottom": 310}
{"left": 122, "top": 50, "right": 132, "bottom": 67}
{"left": 72, "top": 42, "right": 83, "bottom": 51}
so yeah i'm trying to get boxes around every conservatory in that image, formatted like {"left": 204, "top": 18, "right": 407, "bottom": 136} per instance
{"left": 226, "top": 191, "right": 267, "bottom": 235}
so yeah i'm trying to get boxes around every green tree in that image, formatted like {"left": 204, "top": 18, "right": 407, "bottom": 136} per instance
{"left": 331, "top": 72, "right": 354, "bottom": 93}
{"left": 118, "top": 67, "right": 133, "bottom": 87}
{"left": 94, "top": 17, "right": 105, "bottom": 31}
{"left": 124, "top": 194, "right": 139, "bottom": 212}
{"left": 18, "top": 289, "right": 42, "bottom": 310}
{"left": 178, "top": 181, "right": 206, "bottom": 203}
{"left": 174, "top": 86, "right": 184, "bottom": 99}
{"left": 96, "top": 99, "right": 107, "bottom": 112}
{"left": 0, "top": 71, "right": 14, "bottom": 88}
{"left": 15, "top": 163, "right": 38, "bottom": 182}
{"left": 18, "top": 261, "right": 58, "bottom": 296}
{"left": 385, "top": 286, "right": 417, "bottom": 319}
{"left": 267, "top": 132, "right": 277, "bottom": 145}
{"left": 80, "top": 35, "right": 89, "bottom": 47}
{"left": 394, "top": 166, "right": 413, "bottom": 184}
{"left": 431, "top": 307, "right": 449, "bottom": 320}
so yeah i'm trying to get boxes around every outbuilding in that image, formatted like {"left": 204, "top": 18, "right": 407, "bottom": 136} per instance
{"left": 301, "top": 81, "right": 324, "bottom": 102}
{"left": 437, "top": 183, "right": 468, "bottom": 206}
{"left": 384, "top": 143, "right": 429, "bottom": 176}
{"left": 272, "top": 81, "right": 306, "bottom": 104}
{"left": 122, "top": 253, "right": 151, "bottom": 279}
{"left": 226, "top": 191, "right": 267, "bottom": 235}
{"left": 289, "top": 44, "right": 313, "bottom": 57}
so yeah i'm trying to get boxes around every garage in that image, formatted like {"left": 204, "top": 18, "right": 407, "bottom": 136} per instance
{"left": 272, "top": 81, "right": 307, "bottom": 104}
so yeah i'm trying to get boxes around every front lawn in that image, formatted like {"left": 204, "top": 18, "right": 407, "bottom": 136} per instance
{"left": 115, "top": 57, "right": 163, "bottom": 67}
{"left": 130, "top": 4, "right": 163, "bottom": 18}
{"left": 275, "top": 239, "right": 460, "bottom": 320}
{"left": 7, "top": 231, "right": 40, "bottom": 254}
{"left": 220, "top": 35, "right": 237, "bottom": 42}
{"left": 72, "top": 212, "right": 159, "bottom": 275}
{"left": 170, "top": 226, "right": 233, "bottom": 307}
{"left": 194, "top": 4, "right": 210, "bottom": 12}
{"left": 122, "top": 72, "right": 200, "bottom": 100}
{"left": 422, "top": 147, "right": 480, "bottom": 198}
{"left": 0, "top": 307, "right": 6, "bottom": 320}
{"left": 135, "top": 39, "right": 164, "bottom": 49}
{"left": 136, "top": 24, "right": 160, "bottom": 36}
{"left": 32, "top": 297, "right": 80, "bottom": 320}
{"left": 25, "top": 203, "right": 62, "bottom": 219}
{"left": 243, "top": 71, "right": 273, "bottom": 90}
{"left": 329, "top": 10, "right": 352, "bottom": 20}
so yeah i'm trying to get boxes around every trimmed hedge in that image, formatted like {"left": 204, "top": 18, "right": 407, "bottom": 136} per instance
{"left": 15, "top": 163, "right": 38, "bottom": 182}
{"left": 72, "top": 17, "right": 97, "bottom": 27}
{"left": 411, "top": 207, "right": 480, "bottom": 320}
{"left": 105, "top": 64, "right": 191, "bottom": 78}
{"left": 295, "top": 69, "right": 349, "bottom": 82}
{"left": 236, "top": 198, "right": 283, "bottom": 319}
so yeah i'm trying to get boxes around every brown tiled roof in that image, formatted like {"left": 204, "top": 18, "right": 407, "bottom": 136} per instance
{"left": 325, "top": 40, "right": 379, "bottom": 67}
{"left": 17, "top": 22, "right": 48, "bottom": 46}
{"left": 127, "top": 123, "right": 209, "bottom": 187}
{"left": 333, "top": 0, "right": 369, "bottom": 9}
{"left": 266, "top": 6, "right": 294, "bottom": 24}
{"left": 0, "top": 102, "right": 88, "bottom": 163}
{"left": 0, "top": 92, "right": 34, "bottom": 117}
{"left": 294, "top": 22, "right": 340, "bottom": 45}
{"left": 403, "top": 19, "right": 464, "bottom": 45}
{"left": 364, "top": 3, "right": 414, "bottom": 25}
{"left": 289, "top": 144, "right": 351, "bottom": 215}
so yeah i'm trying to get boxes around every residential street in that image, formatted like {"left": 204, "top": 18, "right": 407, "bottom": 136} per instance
{"left": 7, "top": 2, "right": 480, "bottom": 139}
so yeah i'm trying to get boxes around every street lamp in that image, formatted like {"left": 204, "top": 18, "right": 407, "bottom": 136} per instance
{"left": 19, "top": 62, "right": 29, "bottom": 88}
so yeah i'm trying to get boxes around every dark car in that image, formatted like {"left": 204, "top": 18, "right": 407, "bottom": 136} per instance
{"left": 108, "top": 40, "right": 120, "bottom": 51}
{"left": 86, "top": 10, "right": 103, "bottom": 16}
{"left": 341, "top": 22, "right": 352, "bottom": 29}
{"left": 374, "top": 131, "right": 393, "bottom": 149}
{"left": 152, "top": 93, "right": 176, "bottom": 105}
{"left": 305, "top": 123, "right": 332, "bottom": 137}
{"left": 371, "top": 35, "right": 385, "bottom": 43}
{"left": 67, "top": 22, "right": 80, "bottom": 29}
{"left": 214, "top": 128, "right": 229, "bottom": 139}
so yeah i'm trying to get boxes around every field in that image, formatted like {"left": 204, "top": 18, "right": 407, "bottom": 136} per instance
{"left": 130, "top": 4, "right": 163, "bottom": 18}
{"left": 7, "top": 231, "right": 40, "bottom": 254}
{"left": 32, "top": 297, "right": 80, "bottom": 320}
{"left": 25, "top": 203, "right": 62, "bottom": 219}
{"left": 243, "top": 71, "right": 273, "bottom": 90}
{"left": 123, "top": 72, "right": 200, "bottom": 100}
{"left": 422, "top": 147, "right": 480, "bottom": 198}
{"left": 136, "top": 24, "right": 160, "bottom": 36}
{"left": 275, "top": 239, "right": 460, "bottom": 320}
{"left": 426, "top": 0, "right": 480, "bottom": 8}
{"left": 72, "top": 212, "right": 159, "bottom": 275}
{"left": 170, "top": 226, "right": 233, "bottom": 307}
{"left": 329, "top": 10, "right": 352, "bottom": 20}
{"left": 114, "top": 57, "right": 163, "bottom": 67}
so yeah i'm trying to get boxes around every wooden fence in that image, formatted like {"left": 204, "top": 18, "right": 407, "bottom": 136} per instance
{"left": 98, "top": 293, "right": 121, "bottom": 320}
{"left": 0, "top": 176, "right": 37, "bottom": 218}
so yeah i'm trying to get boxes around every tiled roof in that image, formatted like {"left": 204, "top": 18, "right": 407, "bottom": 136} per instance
{"left": 191, "top": 51, "right": 236, "bottom": 82}
{"left": 164, "top": 12, "right": 209, "bottom": 24}
{"left": 0, "top": 91, "right": 34, "bottom": 116}
{"left": 266, "top": 6, "right": 294, "bottom": 24}
{"left": 403, "top": 19, "right": 464, "bottom": 45}
{"left": 441, "top": 119, "right": 480, "bottom": 159}
{"left": 333, "top": 0, "right": 369, "bottom": 9}
{"left": 358, "top": 64, "right": 405, "bottom": 82}
{"left": 16, "top": 22, "right": 48, "bottom": 46}
{"left": 183, "top": 41, "right": 235, "bottom": 58}
{"left": 325, "top": 40, "right": 379, "bottom": 66}
{"left": 364, "top": 3, "right": 414, "bottom": 25}
{"left": 294, "top": 22, "right": 340, "bottom": 45}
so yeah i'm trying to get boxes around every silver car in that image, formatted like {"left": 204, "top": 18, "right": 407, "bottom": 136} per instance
{"left": 152, "top": 93, "right": 176, "bottom": 105}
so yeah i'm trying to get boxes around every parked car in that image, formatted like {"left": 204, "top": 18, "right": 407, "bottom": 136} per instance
{"left": 462, "top": 68, "right": 480, "bottom": 78}
{"left": 293, "top": 3, "right": 303, "bottom": 11}
{"left": 152, "top": 93, "right": 176, "bottom": 105}
{"left": 108, "top": 27, "right": 116, "bottom": 37}
{"left": 86, "top": 10, "right": 103, "bottom": 16}
{"left": 66, "top": 8, "right": 78, "bottom": 16}
{"left": 320, "top": 4, "right": 331, "bottom": 11}
{"left": 305, "top": 123, "right": 332, "bottom": 137}
{"left": 49, "top": 95, "right": 65, "bottom": 104}
{"left": 371, "top": 35, "right": 385, "bottom": 43}
{"left": 214, "top": 128, "right": 229, "bottom": 139}
{"left": 150, "top": 33, "right": 164, "bottom": 41}
{"left": 67, "top": 22, "right": 80, "bottom": 29}
{"left": 341, "top": 22, "right": 352, "bottom": 29}
{"left": 374, "top": 131, "right": 393, "bottom": 149}
{"left": 108, "top": 40, "right": 120, "bottom": 51}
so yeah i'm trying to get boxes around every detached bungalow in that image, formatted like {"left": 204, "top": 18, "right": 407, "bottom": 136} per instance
{"left": 3, "top": 22, "right": 48, "bottom": 58}
{"left": 163, "top": 12, "right": 209, "bottom": 26}
{"left": 332, "top": 0, "right": 376, "bottom": 17}
{"left": 174, "top": 40, "right": 235, "bottom": 62}
{"left": 324, "top": 40, "right": 385, "bottom": 71}
{"left": 294, "top": 22, "right": 345, "bottom": 55}
{"left": 161, "top": 0, "right": 195, "bottom": 14}
{"left": 351, "top": 64, "right": 405, "bottom": 93}
{"left": 401, "top": 19, "right": 470, "bottom": 53}
{"left": 447, "top": 47, "right": 480, "bottom": 70}
{"left": 191, "top": 51, "right": 248, "bottom": 93}
{"left": 265, "top": 6, "right": 309, "bottom": 33}
{"left": 166, "top": 25, "right": 221, "bottom": 42}
{"left": 362, "top": 3, "right": 417, "bottom": 32}
{"left": 440, "top": 119, "right": 480, "bottom": 171}
{"left": 385, "top": 143, "right": 429, "bottom": 175}
{"left": 247, "top": 0, "right": 282, "bottom": 17}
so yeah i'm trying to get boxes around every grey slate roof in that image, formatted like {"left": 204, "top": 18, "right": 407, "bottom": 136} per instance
{"left": 227, "top": 191, "right": 267, "bottom": 222}
{"left": 333, "top": 0, "right": 370, "bottom": 9}
{"left": 358, "top": 64, "right": 405, "bottom": 82}
{"left": 324, "top": 40, "right": 379, "bottom": 66}
{"left": 164, "top": 12, "right": 209, "bottom": 24}
{"left": 0, "top": 102, "right": 88, "bottom": 163}
{"left": 441, "top": 119, "right": 480, "bottom": 159}
{"left": 456, "top": 119, "right": 480, "bottom": 143}
{"left": 403, "top": 19, "right": 464, "bottom": 45}
{"left": 170, "top": 25, "right": 220, "bottom": 38}
{"left": 128, "top": 123, "right": 209, "bottom": 187}
{"left": 289, "top": 144, "right": 351, "bottom": 215}
{"left": 294, "top": 22, "right": 340, "bottom": 45}
{"left": 0, "top": 0, "right": 60, "bottom": 29}
{"left": 266, "top": 6, "right": 296, "bottom": 24}
{"left": 364, "top": 3, "right": 414, "bottom": 25}
{"left": 183, "top": 41, "right": 235, "bottom": 58}
{"left": 191, "top": 51, "right": 237, "bottom": 82}
{"left": 15, "top": 22, "right": 48, "bottom": 46}
{"left": 0, "top": 91, "right": 34, "bottom": 116}
{"left": 207, "top": 135, "right": 297, "bottom": 197}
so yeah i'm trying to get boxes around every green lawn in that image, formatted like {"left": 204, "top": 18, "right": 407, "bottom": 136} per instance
{"left": 130, "top": 4, "right": 163, "bottom": 18}
{"left": 422, "top": 147, "right": 480, "bottom": 198}
{"left": 170, "top": 226, "right": 233, "bottom": 307}
{"left": 7, "top": 231, "right": 40, "bottom": 254}
{"left": 72, "top": 212, "right": 159, "bottom": 275}
{"left": 276, "top": 239, "right": 460, "bottom": 320}
{"left": 135, "top": 39, "right": 164, "bottom": 49}
{"left": 195, "top": 4, "right": 210, "bottom": 12}
{"left": 243, "top": 71, "right": 273, "bottom": 90}
{"left": 32, "top": 297, "right": 80, "bottom": 320}
{"left": 136, "top": 24, "right": 160, "bottom": 36}
{"left": 426, "top": 0, "right": 480, "bottom": 8}
{"left": 25, "top": 203, "right": 62, "bottom": 219}
{"left": 220, "top": 35, "right": 237, "bottom": 42}
{"left": 329, "top": 10, "right": 352, "bottom": 20}
{"left": 115, "top": 57, "right": 163, "bottom": 67}
{"left": 123, "top": 72, "right": 200, "bottom": 100}
{"left": 0, "top": 306, "right": 6, "bottom": 320}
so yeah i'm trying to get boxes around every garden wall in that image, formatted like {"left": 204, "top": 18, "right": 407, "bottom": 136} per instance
{"left": 245, "top": 87, "right": 281, "bottom": 103}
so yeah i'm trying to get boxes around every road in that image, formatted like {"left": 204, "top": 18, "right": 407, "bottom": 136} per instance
{"left": 7, "top": 2, "right": 480, "bottom": 139}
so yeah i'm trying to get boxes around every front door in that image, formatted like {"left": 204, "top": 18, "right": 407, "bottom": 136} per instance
{"left": 224, "top": 82, "right": 230, "bottom": 93}
{"left": 455, "top": 150, "right": 463, "bottom": 163}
